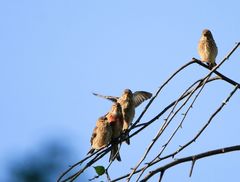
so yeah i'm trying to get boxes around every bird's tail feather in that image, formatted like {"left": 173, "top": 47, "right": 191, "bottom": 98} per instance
{"left": 109, "top": 144, "right": 121, "bottom": 162}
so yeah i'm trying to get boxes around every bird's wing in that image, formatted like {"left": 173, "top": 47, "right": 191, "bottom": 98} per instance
{"left": 90, "top": 126, "right": 97, "bottom": 145}
{"left": 133, "top": 91, "right": 152, "bottom": 107}
{"left": 92, "top": 92, "right": 119, "bottom": 102}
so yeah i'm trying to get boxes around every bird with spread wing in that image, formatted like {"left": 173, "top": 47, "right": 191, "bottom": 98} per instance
{"left": 93, "top": 89, "right": 152, "bottom": 145}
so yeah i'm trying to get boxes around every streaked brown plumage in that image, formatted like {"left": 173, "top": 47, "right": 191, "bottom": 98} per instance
{"left": 93, "top": 89, "right": 152, "bottom": 144}
{"left": 105, "top": 102, "right": 123, "bottom": 162}
{"left": 87, "top": 116, "right": 112, "bottom": 154}
{"left": 198, "top": 29, "right": 218, "bottom": 69}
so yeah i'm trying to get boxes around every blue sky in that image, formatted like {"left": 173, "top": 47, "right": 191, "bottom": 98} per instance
{"left": 1, "top": 1, "right": 240, "bottom": 181}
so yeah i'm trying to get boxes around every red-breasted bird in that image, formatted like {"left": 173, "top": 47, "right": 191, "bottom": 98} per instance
{"left": 198, "top": 29, "right": 218, "bottom": 69}
{"left": 87, "top": 116, "right": 113, "bottom": 154}
{"left": 93, "top": 89, "right": 152, "bottom": 144}
{"left": 105, "top": 102, "right": 123, "bottom": 162}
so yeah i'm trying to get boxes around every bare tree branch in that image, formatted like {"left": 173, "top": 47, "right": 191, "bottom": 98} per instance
{"left": 127, "top": 75, "right": 212, "bottom": 181}
{"left": 127, "top": 42, "right": 240, "bottom": 173}
{"left": 141, "top": 145, "right": 240, "bottom": 181}
{"left": 193, "top": 58, "right": 240, "bottom": 89}
{"left": 111, "top": 42, "right": 240, "bottom": 182}
{"left": 141, "top": 84, "right": 239, "bottom": 181}
{"left": 131, "top": 60, "right": 197, "bottom": 129}
{"left": 133, "top": 76, "right": 212, "bottom": 181}
{"left": 57, "top": 42, "right": 240, "bottom": 182}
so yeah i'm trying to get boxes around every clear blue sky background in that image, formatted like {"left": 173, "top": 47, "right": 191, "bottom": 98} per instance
{"left": 1, "top": 1, "right": 240, "bottom": 181}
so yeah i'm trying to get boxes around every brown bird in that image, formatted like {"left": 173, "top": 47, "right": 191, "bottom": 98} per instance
{"left": 198, "top": 29, "right": 218, "bottom": 69}
{"left": 105, "top": 102, "right": 123, "bottom": 162}
{"left": 87, "top": 116, "right": 113, "bottom": 154}
{"left": 93, "top": 89, "right": 152, "bottom": 144}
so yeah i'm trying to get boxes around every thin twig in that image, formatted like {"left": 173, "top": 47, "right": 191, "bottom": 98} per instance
{"left": 135, "top": 76, "right": 213, "bottom": 181}
{"left": 111, "top": 77, "right": 220, "bottom": 182}
{"left": 128, "top": 77, "right": 218, "bottom": 142}
{"left": 141, "top": 144, "right": 240, "bottom": 181}
{"left": 194, "top": 58, "right": 240, "bottom": 89}
{"left": 129, "top": 75, "right": 213, "bottom": 181}
{"left": 57, "top": 147, "right": 109, "bottom": 182}
{"left": 131, "top": 60, "right": 196, "bottom": 129}
{"left": 156, "top": 75, "right": 211, "bottom": 158}
{"left": 126, "top": 43, "right": 240, "bottom": 181}
{"left": 112, "top": 78, "right": 239, "bottom": 182}
{"left": 189, "top": 158, "right": 196, "bottom": 177}
{"left": 106, "top": 170, "right": 111, "bottom": 182}
{"left": 141, "top": 84, "right": 239, "bottom": 181}
{"left": 58, "top": 42, "right": 240, "bottom": 182}
{"left": 59, "top": 147, "right": 111, "bottom": 182}
{"left": 130, "top": 41, "right": 240, "bottom": 137}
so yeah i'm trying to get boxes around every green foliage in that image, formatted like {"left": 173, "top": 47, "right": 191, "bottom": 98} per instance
{"left": 93, "top": 166, "right": 105, "bottom": 176}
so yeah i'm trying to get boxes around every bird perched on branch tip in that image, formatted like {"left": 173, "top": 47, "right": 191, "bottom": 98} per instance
{"left": 198, "top": 29, "right": 218, "bottom": 69}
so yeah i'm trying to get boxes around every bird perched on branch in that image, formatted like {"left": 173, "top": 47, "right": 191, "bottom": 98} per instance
{"left": 198, "top": 29, "right": 218, "bottom": 69}
{"left": 105, "top": 102, "right": 123, "bottom": 162}
{"left": 87, "top": 116, "right": 112, "bottom": 154}
{"left": 93, "top": 89, "right": 152, "bottom": 145}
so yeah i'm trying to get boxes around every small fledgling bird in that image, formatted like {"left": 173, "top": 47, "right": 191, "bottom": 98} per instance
{"left": 105, "top": 102, "right": 123, "bottom": 162}
{"left": 87, "top": 116, "right": 112, "bottom": 154}
{"left": 93, "top": 89, "right": 152, "bottom": 144}
{"left": 198, "top": 29, "right": 218, "bottom": 69}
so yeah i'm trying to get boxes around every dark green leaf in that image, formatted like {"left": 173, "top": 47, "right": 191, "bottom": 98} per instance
{"left": 93, "top": 166, "right": 105, "bottom": 176}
